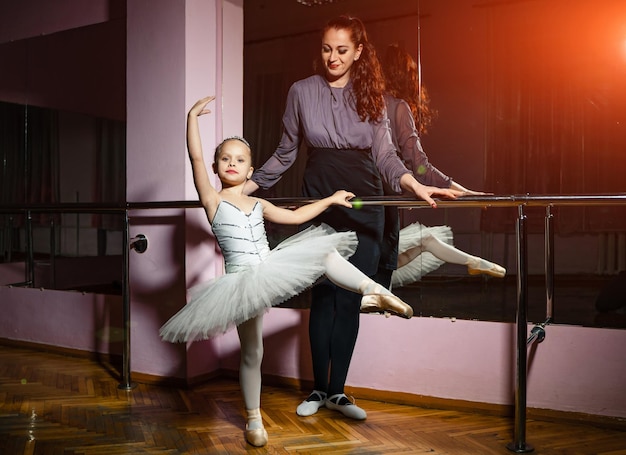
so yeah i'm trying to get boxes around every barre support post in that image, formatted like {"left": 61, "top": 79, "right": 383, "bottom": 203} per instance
{"left": 119, "top": 210, "right": 136, "bottom": 391}
{"left": 507, "top": 204, "right": 534, "bottom": 453}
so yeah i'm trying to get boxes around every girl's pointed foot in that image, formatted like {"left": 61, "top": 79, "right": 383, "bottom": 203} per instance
{"left": 360, "top": 294, "right": 413, "bottom": 319}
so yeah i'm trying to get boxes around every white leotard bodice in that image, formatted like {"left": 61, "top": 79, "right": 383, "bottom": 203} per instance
{"left": 211, "top": 200, "right": 270, "bottom": 273}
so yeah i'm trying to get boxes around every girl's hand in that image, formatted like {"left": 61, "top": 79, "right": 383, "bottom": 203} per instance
{"left": 189, "top": 96, "right": 215, "bottom": 117}
{"left": 330, "top": 190, "right": 355, "bottom": 208}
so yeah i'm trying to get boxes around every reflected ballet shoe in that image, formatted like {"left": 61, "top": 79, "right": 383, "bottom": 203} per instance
{"left": 245, "top": 408, "right": 268, "bottom": 447}
{"left": 360, "top": 294, "right": 413, "bottom": 319}
{"left": 325, "top": 393, "right": 367, "bottom": 420}
{"left": 467, "top": 259, "right": 506, "bottom": 278}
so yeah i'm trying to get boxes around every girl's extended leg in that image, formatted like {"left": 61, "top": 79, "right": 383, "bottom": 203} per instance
{"left": 323, "top": 250, "right": 413, "bottom": 318}
{"left": 409, "top": 232, "right": 506, "bottom": 278}
{"left": 237, "top": 315, "right": 268, "bottom": 447}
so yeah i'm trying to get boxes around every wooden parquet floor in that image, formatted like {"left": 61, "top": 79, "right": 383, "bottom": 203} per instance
{"left": 0, "top": 345, "right": 624, "bottom": 455}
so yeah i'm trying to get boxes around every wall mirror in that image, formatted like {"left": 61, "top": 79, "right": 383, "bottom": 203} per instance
{"left": 243, "top": 0, "right": 626, "bottom": 329}
{"left": 0, "top": 1, "right": 623, "bottom": 329}
{"left": 0, "top": 14, "right": 126, "bottom": 294}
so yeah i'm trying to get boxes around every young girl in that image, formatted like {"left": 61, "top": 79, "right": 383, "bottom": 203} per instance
{"left": 159, "top": 96, "right": 413, "bottom": 447}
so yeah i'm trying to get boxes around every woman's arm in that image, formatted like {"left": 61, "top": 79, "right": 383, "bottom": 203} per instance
{"left": 399, "top": 174, "right": 463, "bottom": 208}
{"left": 371, "top": 108, "right": 462, "bottom": 206}
{"left": 259, "top": 190, "right": 354, "bottom": 225}
{"left": 393, "top": 100, "right": 451, "bottom": 187}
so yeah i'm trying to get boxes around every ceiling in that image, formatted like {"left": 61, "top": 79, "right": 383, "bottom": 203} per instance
{"left": 244, "top": 0, "right": 421, "bottom": 43}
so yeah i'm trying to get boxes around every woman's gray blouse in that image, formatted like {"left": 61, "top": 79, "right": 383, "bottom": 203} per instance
{"left": 251, "top": 75, "right": 411, "bottom": 193}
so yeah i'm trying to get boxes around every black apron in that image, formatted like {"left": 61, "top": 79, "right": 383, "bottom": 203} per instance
{"left": 302, "top": 147, "right": 384, "bottom": 276}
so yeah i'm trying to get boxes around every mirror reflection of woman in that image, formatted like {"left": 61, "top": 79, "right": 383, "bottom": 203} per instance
{"left": 378, "top": 44, "right": 506, "bottom": 290}
{"left": 244, "top": 16, "right": 461, "bottom": 421}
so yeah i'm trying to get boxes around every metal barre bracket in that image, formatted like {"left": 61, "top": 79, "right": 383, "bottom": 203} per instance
{"left": 130, "top": 234, "right": 148, "bottom": 253}
{"left": 527, "top": 325, "right": 546, "bottom": 345}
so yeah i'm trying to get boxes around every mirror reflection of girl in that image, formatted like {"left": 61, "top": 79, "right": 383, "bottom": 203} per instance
{"left": 379, "top": 44, "right": 506, "bottom": 290}
{"left": 159, "top": 96, "right": 412, "bottom": 447}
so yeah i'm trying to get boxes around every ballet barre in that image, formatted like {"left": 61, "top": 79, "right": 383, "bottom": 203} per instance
{"left": 2, "top": 193, "right": 625, "bottom": 453}
{"left": 266, "top": 193, "right": 626, "bottom": 209}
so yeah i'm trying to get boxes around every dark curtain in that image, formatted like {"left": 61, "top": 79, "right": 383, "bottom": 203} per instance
{"left": 481, "top": 0, "right": 626, "bottom": 234}
{"left": 0, "top": 101, "right": 60, "bottom": 225}
{"left": 0, "top": 102, "right": 26, "bottom": 206}
{"left": 243, "top": 72, "right": 308, "bottom": 199}
{"left": 92, "top": 118, "right": 126, "bottom": 230}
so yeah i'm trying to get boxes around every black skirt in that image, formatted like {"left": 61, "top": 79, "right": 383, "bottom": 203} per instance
{"left": 302, "top": 147, "right": 384, "bottom": 276}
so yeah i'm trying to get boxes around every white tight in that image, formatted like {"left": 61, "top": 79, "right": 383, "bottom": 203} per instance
{"left": 323, "top": 249, "right": 391, "bottom": 296}
{"left": 397, "top": 231, "right": 475, "bottom": 268}
{"left": 237, "top": 314, "right": 264, "bottom": 410}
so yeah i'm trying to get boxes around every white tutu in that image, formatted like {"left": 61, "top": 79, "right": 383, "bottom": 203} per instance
{"left": 160, "top": 224, "right": 357, "bottom": 342}
{"left": 391, "top": 222, "right": 453, "bottom": 288}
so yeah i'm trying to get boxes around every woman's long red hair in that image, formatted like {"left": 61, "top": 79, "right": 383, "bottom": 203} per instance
{"left": 382, "top": 44, "right": 437, "bottom": 135}
{"left": 315, "top": 15, "right": 386, "bottom": 122}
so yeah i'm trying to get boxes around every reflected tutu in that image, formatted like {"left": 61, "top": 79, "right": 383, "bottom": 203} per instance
{"left": 391, "top": 222, "right": 453, "bottom": 288}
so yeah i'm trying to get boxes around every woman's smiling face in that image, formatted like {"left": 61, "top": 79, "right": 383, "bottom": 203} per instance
{"left": 321, "top": 27, "right": 363, "bottom": 87}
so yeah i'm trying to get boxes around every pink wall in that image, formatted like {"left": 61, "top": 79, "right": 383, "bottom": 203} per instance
{"left": 1, "top": 0, "right": 624, "bottom": 421}
{"left": 219, "top": 309, "right": 626, "bottom": 418}
{"left": 126, "top": 0, "right": 198, "bottom": 379}
{"left": 0, "top": 287, "right": 123, "bottom": 355}
{"left": 124, "top": 0, "right": 244, "bottom": 379}
{"left": 181, "top": 0, "right": 245, "bottom": 379}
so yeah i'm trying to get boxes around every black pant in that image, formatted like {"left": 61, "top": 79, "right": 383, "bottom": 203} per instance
{"left": 302, "top": 147, "right": 384, "bottom": 395}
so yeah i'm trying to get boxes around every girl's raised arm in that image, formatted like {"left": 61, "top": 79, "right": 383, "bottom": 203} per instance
{"left": 187, "top": 96, "right": 220, "bottom": 218}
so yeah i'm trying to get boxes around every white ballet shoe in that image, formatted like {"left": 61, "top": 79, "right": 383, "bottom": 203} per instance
{"left": 360, "top": 294, "right": 413, "bottom": 319}
{"left": 325, "top": 393, "right": 367, "bottom": 420}
{"left": 296, "top": 390, "right": 327, "bottom": 416}
{"left": 245, "top": 408, "right": 268, "bottom": 447}
{"left": 467, "top": 259, "right": 506, "bottom": 278}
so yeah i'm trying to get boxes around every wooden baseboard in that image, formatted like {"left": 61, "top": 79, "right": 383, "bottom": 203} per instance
{"left": 0, "top": 338, "right": 122, "bottom": 364}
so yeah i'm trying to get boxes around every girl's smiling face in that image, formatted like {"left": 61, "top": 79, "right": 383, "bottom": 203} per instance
{"left": 214, "top": 139, "right": 253, "bottom": 186}
{"left": 321, "top": 27, "right": 363, "bottom": 87}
